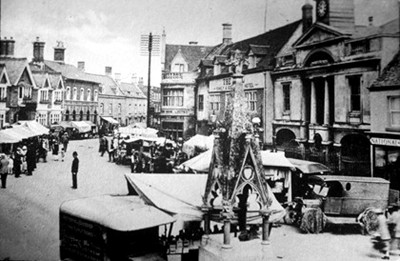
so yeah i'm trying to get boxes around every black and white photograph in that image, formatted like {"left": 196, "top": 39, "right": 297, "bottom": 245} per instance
{"left": 0, "top": 0, "right": 400, "bottom": 260}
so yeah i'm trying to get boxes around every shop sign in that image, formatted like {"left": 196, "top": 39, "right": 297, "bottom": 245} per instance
{"left": 209, "top": 85, "right": 233, "bottom": 92}
{"left": 370, "top": 137, "right": 400, "bottom": 147}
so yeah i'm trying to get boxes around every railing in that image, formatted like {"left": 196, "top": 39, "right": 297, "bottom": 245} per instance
{"left": 162, "top": 72, "right": 183, "bottom": 80}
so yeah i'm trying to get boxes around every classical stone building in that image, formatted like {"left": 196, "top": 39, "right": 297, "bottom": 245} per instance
{"left": 271, "top": 0, "right": 399, "bottom": 175}
{"left": 160, "top": 41, "right": 213, "bottom": 140}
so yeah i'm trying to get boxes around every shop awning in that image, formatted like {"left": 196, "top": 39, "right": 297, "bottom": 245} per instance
{"left": 2, "top": 126, "right": 35, "bottom": 140}
{"left": 260, "top": 151, "right": 296, "bottom": 169}
{"left": 59, "top": 121, "right": 74, "bottom": 129}
{"left": 83, "top": 121, "right": 96, "bottom": 127}
{"left": 15, "top": 120, "right": 49, "bottom": 136}
{"left": 101, "top": 116, "right": 119, "bottom": 124}
{"left": 0, "top": 131, "right": 21, "bottom": 143}
{"left": 71, "top": 121, "right": 91, "bottom": 133}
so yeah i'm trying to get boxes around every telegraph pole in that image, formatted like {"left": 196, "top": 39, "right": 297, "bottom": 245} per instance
{"left": 146, "top": 32, "right": 152, "bottom": 127}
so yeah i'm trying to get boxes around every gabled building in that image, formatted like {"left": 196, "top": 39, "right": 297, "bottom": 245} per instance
{"left": 369, "top": 51, "right": 400, "bottom": 191}
{"left": 0, "top": 37, "right": 37, "bottom": 125}
{"left": 196, "top": 20, "right": 303, "bottom": 145}
{"left": 119, "top": 81, "right": 147, "bottom": 126}
{"left": 271, "top": 0, "right": 399, "bottom": 175}
{"left": 160, "top": 40, "right": 213, "bottom": 140}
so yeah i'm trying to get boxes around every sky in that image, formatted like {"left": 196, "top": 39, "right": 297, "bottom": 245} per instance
{"left": 1, "top": 0, "right": 398, "bottom": 86}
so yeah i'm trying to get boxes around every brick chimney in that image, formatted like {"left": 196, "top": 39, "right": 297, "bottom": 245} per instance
{"left": 302, "top": 2, "right": 313, "bottom": 33}
{"left": 54, "top": 41, "right": 66, "bottom": 63}
{"left": 222, "top": 23, "right": 232, "bottom": 44}
{"left": 105, "top": 66, "right": 112, "bottom": 76}
{"left": 0, "top": 37, "right": 15, "bottom": 57}
{"left": 32, "top": 37, "right": 45, "bottom": 62}
{"left": 77, "top": 61, "right": 85, "bottom": 72}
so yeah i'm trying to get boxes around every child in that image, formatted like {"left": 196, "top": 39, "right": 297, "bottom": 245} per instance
{"left": 60, "top": 148, "right": 65, "bottom": 162}
{"left": 388, "top": 204, "right": 400, "bottom": 255}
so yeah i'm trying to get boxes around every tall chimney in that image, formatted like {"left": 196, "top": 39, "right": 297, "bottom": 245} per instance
{"left": 222, "top": 23, "right": 232, "bottom": 44}
{"left": 302, "top": 3, "right": 313, "bottom": 33}
{"left": 105, "top": 66, "right": 112, "bottom": 76}
{"left": 54, "top": 41, "right": 65, "bottom": 63}
{"left": 77, "top": 61, "right": 85, "bottom": 72}
{"left": 0, "top": 37, "right": 15, "bottom": 57}
{"left": 33, "top": 37, "right": 45, "bottom": 62}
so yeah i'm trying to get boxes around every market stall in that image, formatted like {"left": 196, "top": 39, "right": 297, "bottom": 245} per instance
{"left": 14, "top": 120, "right": 49, "bottom": 136}
{"left": 182, "top": 134, "right": 214, "bottom": 158}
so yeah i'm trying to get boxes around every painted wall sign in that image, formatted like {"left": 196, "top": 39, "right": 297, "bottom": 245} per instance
{"left": 370, "top": 137, "right": 400, "bottom": 147}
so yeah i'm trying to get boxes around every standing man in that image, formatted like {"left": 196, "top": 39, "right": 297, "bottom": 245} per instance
{"left": 62, "top": 132, "right": 69, "bottom": 152}
{"left": 71, "top": 151, "right": 79, "bottom": 189}
{"left": 0, "top": 154, "right": 9, "bottom": 188}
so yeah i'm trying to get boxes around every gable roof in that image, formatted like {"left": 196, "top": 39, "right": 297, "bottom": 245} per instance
{"left": 203, "top": 20, "right": 301, "bottom": 71}
{"left": 44, "top": 60, "right": 100, "bottom": 84}
{"left": 119, "top": 82, "right": 146, "bottom": 98}
{"left": 371, "top": 51, "right": 400, "bottom": 87}
{"left": 293, "top": 22, "right": 351, "bottom": 48}
{"left": 31, "top": 71, "right": 49, "bottom": 88}
{"left": 0, "top": 57, "right": 35, "bottom": 87}
{"left": 352, "top": 18, "right": 399, "bottom": 39}
{"left": 84, "top": 73, "right": 121, "bottom": 95}
{"left": 165, "top": 44, "right": 214, "bottom": 72}
{"left": 0, "top": 65, "right": 10, "bottom": 85}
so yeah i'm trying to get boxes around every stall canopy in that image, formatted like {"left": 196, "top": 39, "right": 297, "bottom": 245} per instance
{"left": 177, "top": 149, "right": 212, "bottom": 173}
{"left": 101, "top": 116, "right": 119, "bottom": 125}
{"left": 71, "top": 121, "right": 91, "bottom": 133}
{"left": 125, "top": 173, "right": 285, "bottom": 228}
{"left": 4, "top": 125, "right": 37, "bottom": 139}
{"left": 59, "top": 121, "right": 74, "bottom": 129}
{"left": 0, "top": 131, "right": 21, "bottom": 143}
{"left": 288, "top": 158, "right": 332, "bottom": 174}
{"left": 119, "top": 126, "right": 158, "bottom": 138}
{"left": 182, "top": 134, "right": 214, "bottom": 158}
{"left": 15, "top": 120, "right": 49, "bottom": 136}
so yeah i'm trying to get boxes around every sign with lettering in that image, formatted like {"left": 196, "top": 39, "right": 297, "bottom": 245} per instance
{"left": 370, "top": 138, "right": 400, "bottom": 147}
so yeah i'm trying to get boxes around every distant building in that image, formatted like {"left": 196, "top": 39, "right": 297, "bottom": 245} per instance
{"left": 369, "top": 51, "right": 400, "bottom": 191}
{"left": 119, "top": 81, "right": 147, "bottom": 126}
{"left": 160, "top": 40, "right": 213, "bottom": 140}
{"left": 138, "top": 77, "right": 161, "bottom": 128}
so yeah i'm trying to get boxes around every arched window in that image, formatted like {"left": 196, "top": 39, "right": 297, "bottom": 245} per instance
{"left": 80, "top": 88, "right": 84, "bottom": 101}
{"left": 93, "top": 110, "right": 97, "bottom": 124}
{"left": 65, "top": 110, "right": 70, "bottom": 121}
{"left": 72, "top": 110, "right": 76, "bottom": 121}
{"left": 86, "top": 110, "right": 90, "bottom": 120}
{"left": 73, "top": 87, "right": 77, "bottom": 100}
{"left": 87, "top": 89, "right": 91, "bottom": 101}
{"left": 66, "top": 87, "right": 71, "bottom": 100}
{"left": 94, "top": 90, "right": 98, "bottom": 102}
{"left": 79, "top": 110, "right": 83, "bottom": 120}
{"left": 100, "top": 103, "right": 104, "bottom": 115}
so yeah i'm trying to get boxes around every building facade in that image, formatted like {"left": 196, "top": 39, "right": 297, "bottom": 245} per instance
{"left": 271, "top": 0, "right": 399, "bottom": 175}
{"left": 369, "top": 51, "right": 400, "bottom": 191}
{"left": 160, "top": 43, "right": 213, "bottom": 140}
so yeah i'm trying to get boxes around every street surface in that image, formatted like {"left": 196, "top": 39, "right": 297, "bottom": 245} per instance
{"left": 0, "top": 138, "right": 398, "bottom": 261}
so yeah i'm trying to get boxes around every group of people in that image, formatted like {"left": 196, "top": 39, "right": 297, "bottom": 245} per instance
{"left": 98, "top": 134, "right": 189, "bottom": 174}
{"left": 0, "top": 130, "right": 70, "bottom": 189}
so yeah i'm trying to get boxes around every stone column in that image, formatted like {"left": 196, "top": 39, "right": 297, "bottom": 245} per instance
{"left": 310, "top": 79, "right": 317, "bottom": 124}
{"left": 323, "top": 77, "right": 330, "bottom": 126}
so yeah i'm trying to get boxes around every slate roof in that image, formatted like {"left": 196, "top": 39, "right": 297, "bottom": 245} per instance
{"left": 44, "top": 60, "right": 100, "bottom": 84}
{"left": 372, "top": 51, "right": 400, "bottom": 87}
{"left": 0, "top": 57, "right": 29, "bottom": 85}
{"left": 165, "top": 44, "right": 214, "bottom": 72}
{"left": 199, "top": 59, "right": 214, "bottom": 67}
{"left": 352, "top": 18, "right": 399, "bottom": 39}
{"left": 119, "top": 82, "right": 146, "bottom": 98}
{"left": 48, "top": 73, "right": 62, "bottom": 89}
{"left": 85, "top": 73, "right": 121, "bottom": 95}
{"left": 31, "top": 71, "right": 47, "bottom": 88}
{"left": 248, "top": 44, "right": 269, "bottom": 56}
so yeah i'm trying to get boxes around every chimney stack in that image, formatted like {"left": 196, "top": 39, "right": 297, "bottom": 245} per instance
{"left": 114, "top": 73, "right": 121, "bottom": 84}
{"left": 302, "top": 3, "right": 313, "bottom": 33}
{"left": 32, "top": 37, "right": 45, "bottom": 62}
{"left": 0, "top": 37, "right": 15, "bottom": 57}
{"left": 54, "top": 41, "right": 66, "bottom": 63}
{"left": 105, "top": 66, "right": 112, "bottom": 76}
{"left": 222, "top": 23, "right": 232, "bottom": 44}
{"left": 189, "top": 41, "right": 198, "bottom": 45}
{"left": 77, "top": 61, "right": 85, "bottom": 72}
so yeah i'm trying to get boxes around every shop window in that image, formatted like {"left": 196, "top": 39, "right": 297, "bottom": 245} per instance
{"left": 163, "top": 89, "right": 184, "bottom": 107}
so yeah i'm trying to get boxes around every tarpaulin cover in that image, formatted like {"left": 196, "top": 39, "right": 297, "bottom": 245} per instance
{"left": 288, "top": 158, "right": 332, "bottom": 174}
{"left": 119, "top": 126, "right": 158, "bottom": 138}
{"left": 260, "top": 150, "right": 295, "bottom": 169}
{"left": 71, "top": 121, "right": 91, "bottom": 133}
{"left": 182, "top": 134, "right": 214, "bottom": 158}
{"left": 3, "top": 125, "right": 37, "bottom": 139}
{"left": 125, "top": 173, "right": 285, "bottom": 224}
{"left": 15, "top": 120, "right": 49, "bottom": 136}
{"left": 177, "top": 149, "right": 212, "bottom": 173}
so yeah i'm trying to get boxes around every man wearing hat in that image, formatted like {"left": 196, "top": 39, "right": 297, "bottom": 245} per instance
{"left": 0, "top": 154, "right": 9, "bottom": 188}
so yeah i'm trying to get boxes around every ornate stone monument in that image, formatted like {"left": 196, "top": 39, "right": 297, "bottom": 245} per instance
{"left": 199, "top": 50, "right": 274, "bottom": 261}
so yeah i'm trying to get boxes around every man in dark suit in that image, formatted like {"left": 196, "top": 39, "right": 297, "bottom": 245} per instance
{"left": 71, "top": 151, "right": 79, "bottom": 189}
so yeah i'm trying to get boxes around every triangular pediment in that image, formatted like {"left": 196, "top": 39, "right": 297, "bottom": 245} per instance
{"left": 293, "top": 22, "right": 350, "bottom": 48}
{"left": 0, "top": 68, "right": 9, "bottom": 85}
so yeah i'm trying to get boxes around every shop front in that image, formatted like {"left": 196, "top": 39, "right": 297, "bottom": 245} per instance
{"left": 369, "top": 133, "right": 400, "bottom": 191}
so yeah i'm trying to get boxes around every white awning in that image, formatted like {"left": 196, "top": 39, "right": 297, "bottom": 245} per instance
{"left": 71, "top": 121, "right": 91, "bottom": 133}
{"left": 101, "top": 116, "right": 119, "bottom": 124}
